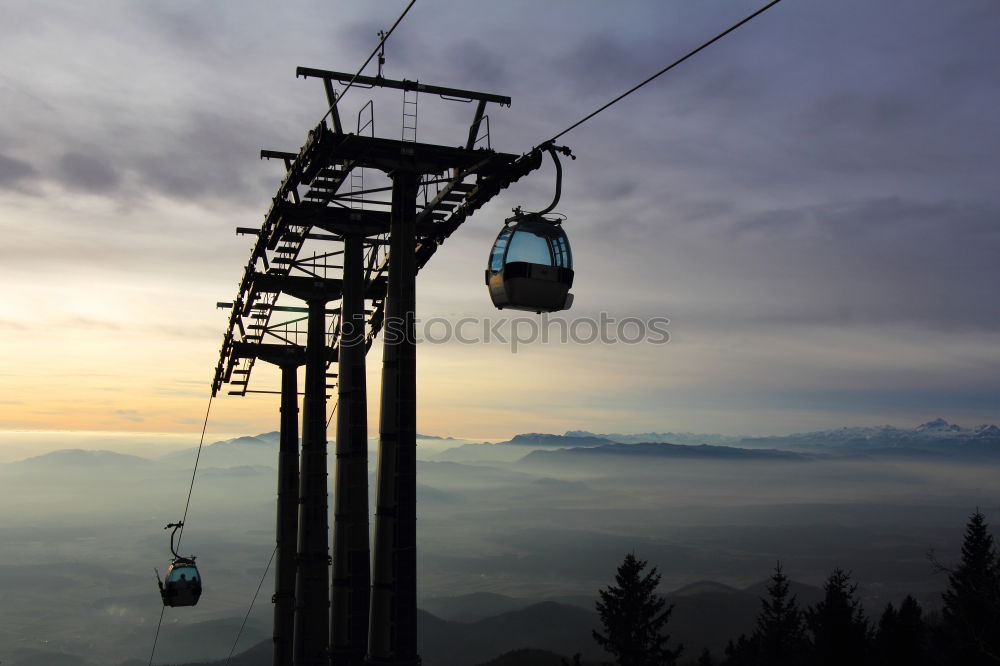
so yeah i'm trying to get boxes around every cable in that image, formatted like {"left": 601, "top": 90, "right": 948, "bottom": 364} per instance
{"left": 147, "top": 605, "right": 166, "bottom": 666}
{"left": 176, "top": 393, "right": 215, "bottom": 552}
{"left": 319, "top": 0, "right": 417, "bottom": 126}
{"left": 225, "top": 544, "right": 278, "bottom": 666}
{"left": 326, "top": 395, "right": 340, "bottom": 428}
{"left": 542, "top": 0, "right": 784, "bottom": 146}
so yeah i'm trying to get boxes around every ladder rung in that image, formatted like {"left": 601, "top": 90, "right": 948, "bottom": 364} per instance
{"left": 451, "top": 183, "right": 473, "bottom": 192}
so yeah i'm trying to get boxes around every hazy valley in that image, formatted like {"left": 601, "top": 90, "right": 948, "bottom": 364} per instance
{"left": 0, "top": 419, "right": 997, "bottom": 665}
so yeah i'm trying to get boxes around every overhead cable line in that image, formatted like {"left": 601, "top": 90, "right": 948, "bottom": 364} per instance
{"left": 541, "top": 0, "right": 784, "bottom": 146}
{"left": 147, "top": 606, "right": 166, "bottom": 666}
{"left": 176, "top": 393, "right": 215, "bottom": 552}
{"left": 225, "top": 545, "right": 278, "bottom": 666}
{"left": 326, "top": 394, "right": 340, "bottom": 428}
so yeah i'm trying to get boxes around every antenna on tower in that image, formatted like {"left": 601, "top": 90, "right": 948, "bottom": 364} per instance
{"left": 376, "top": 30, "right": 387, "bottom": 78}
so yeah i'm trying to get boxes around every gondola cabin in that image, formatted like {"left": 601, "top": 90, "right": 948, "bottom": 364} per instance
{"left": 486, "top": 214, "right": 574, "bottom": 313}
{"left": 158, "top": 556, "right": 202, "bottom": 607}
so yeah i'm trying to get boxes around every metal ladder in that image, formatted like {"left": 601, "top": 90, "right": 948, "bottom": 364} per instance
{"left": 402, "top": 87, "right": 418, "bottom": 143}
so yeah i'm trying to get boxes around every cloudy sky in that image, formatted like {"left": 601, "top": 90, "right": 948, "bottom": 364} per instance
{"left": 1, "top": 0, "right": 998, "bottom": 452}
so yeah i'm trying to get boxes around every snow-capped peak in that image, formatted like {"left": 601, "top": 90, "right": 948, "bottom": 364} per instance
{"left": 915, "top": 418, "right": 963, "bottom": 433}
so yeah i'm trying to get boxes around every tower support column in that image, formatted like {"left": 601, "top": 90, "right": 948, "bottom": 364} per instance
{"left": 294, "top": 295, "right": 332, "bottom": 666}
{"left": 368, "top": 170, "right": 419, "bottom": 666}
{"left": 274, "top": 361, "right": 301, "bottom": 666}
{"left": 331, "top": 233, "right": 371, "bottom": 665}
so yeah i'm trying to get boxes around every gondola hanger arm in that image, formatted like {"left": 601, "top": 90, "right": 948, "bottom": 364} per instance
{"left": 520, "top": 143, "right": 575, "bottom": 218}
{"left": 165, "top": 521, "right": 184, "bottom": 559}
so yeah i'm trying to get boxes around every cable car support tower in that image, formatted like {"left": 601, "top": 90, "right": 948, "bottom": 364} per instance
{"left": 213, "top": 65, "right": 557, "bottom": 666}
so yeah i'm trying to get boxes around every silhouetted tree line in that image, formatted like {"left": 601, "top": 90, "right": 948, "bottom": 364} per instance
{"left": 594, "top": 511, "right": 1000, "bottom": 666}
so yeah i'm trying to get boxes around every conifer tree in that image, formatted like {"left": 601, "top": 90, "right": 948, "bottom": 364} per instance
{"left": 874, "top": 596, "right": 930, "bottom": 666}
{"left": 805, "top": 568, "right": 871, "bottom": 666}
{"left": 753, "top": 562, "right": 808, "bottom": 666}
{"left": 722, "top": 563, "right": 808, "bottom": 666}
{"left": 939, "top": 510, "right": 1000, "bottom": 665}
{"left": 722, "top": 635, "right": 756, "bottom": 666}
{"left": 593, "top": 553, "right": 683, "bottom": 666}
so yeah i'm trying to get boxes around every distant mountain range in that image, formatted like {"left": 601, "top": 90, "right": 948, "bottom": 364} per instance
{"left": 525, "top": 419, "right": 1000, "bottom": 463}
{"left": 6, "top": 418, "right": 999, "bottom": 472}
{"left": 520, "top": 441, "right": 811, "bottom": 465}
{"left": 434, "top": 434, "right": 619, "bottom": 463}
{"left": 157, "top": 432, "right": 282, "bottom": 468}
{"left": 738, "top": 418, "right": 1000, "bottom": 458}
{"left": 7, "top": 448, "right": 152, "bottom": 469}
{"left": 566, "top": 430, "right": 742, "bottom": 447}
{"left": 430, "top": 418, "right": 1000, "bottom": 465}
{"left": 572, "top": 418, "right": 999, "bottom": 448}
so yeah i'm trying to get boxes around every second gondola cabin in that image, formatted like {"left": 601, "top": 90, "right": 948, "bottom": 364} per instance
{"left": 156, "top": 522, "right": 202, "bottom": 607}
{"left": 486, "top": 213, "right": 574, "bottom": 313}
{"left": 159, "top": 556, "right": 202, "bottom": 607}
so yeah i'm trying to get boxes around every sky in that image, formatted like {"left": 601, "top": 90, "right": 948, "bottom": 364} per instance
{"left": 1, "top": 0, "right": 998, "bottom": 454}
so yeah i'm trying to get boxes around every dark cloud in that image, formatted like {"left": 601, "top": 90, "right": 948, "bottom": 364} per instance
{"left": 135, "top": 2, "right": 217, "bottom": 51}
{"left": 733, "top": 386, "right": 1000, "bottom": 417}
{"left": 56, "top": 152, "right": 121, "bottom": 194}
{"left": 698, "top": 197, "right": 1000, "bottom": 331}
{"left": 25, "top": 106, "right": 288, "bottom": 207}
{"left": 797, "top": 91, "right": 920, "bottom": 135}
{"left": 334, "top": 18, "right": 388, "bottom": 59}
{"left": 0, "top": 153, "right": 37, "bottom": 186}
{"left": 559, "top": 32, "right": 643, "bottom": 97}
{"left": 126, "top": 109, "right": 289, "bottom": 204}
{"left": 591, "top": 180, "right": 637, "bottom": 203}
{"left": 561, "top": 191, "right": 1000, "bottom": 335}
{"left": 450, "top": 39, "right": 508, "bottom": 90}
